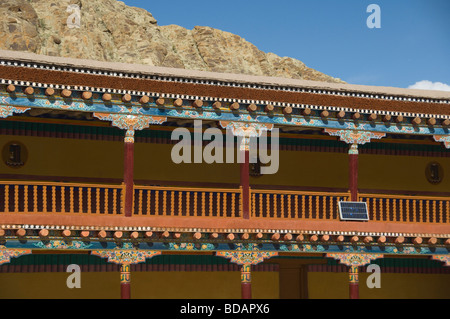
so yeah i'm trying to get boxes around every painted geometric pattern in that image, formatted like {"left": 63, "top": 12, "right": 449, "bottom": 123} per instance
{"left": 325, "top": 129, "right": 386, "bottom": 145}
{"left": 94, "top": 113, "right": 167, "bottom": 131}
{"left": 431, "top": 255, "right": 450, "bottom": 266}
{"left": 0, "top": 248, "right": 32, "bottom": 265}
{"left": 326, "top": 253, "right": 384, "bottom": 267}
{"left": 0, "top": 105, "right": 30, "bottom": 118}
{"left": 216, "top": 251, "right": 278, "bottom": 266}
{"left": 91, "top": 250, "right": 161, "bottom": 265}
{"left": 434, "top": 135, "right": 450, "bottom": 149}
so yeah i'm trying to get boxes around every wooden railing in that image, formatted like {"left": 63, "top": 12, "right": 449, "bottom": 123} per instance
{"left": 251, "top": 189, "right": 350, "bottom": 220}
{"left": 358, "top": 193, "right": 450, "bottom": 224}
{"left": 0, "top": 180, "right": 449, "bottom": 225}
{"left": 0, "top": 181, "right": 124, "bottom": 215}
{"left": 133, "top": 185, "right": 242, "bottom": 218}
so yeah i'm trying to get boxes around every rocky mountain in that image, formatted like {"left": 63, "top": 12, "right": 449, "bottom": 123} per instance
{"left": 0, "top": 0, "right": 344, "bottom": 83}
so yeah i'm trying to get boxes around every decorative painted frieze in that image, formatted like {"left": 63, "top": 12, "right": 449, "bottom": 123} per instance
{"left": 433, "top": 135, "right": 450, "bottom": 149}
{"left": 0, "top": 105, "right": 30, "bottom": 118}
{"left": 91, "top": 249, "right": 161, "bottom": 265}
{"left": 219, "top": 121, "right": 274, "bottom": 151}
{"left": 0, "top": 248, "right": 32, "bottom": 265}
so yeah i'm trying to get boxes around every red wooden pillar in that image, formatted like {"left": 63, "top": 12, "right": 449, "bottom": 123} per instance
{"left": 349, "top": 144, "right": 358, "bottom": 201}
{"left": 241, "top": 264, "right": 252, "bottom": 299}
{"left": 240, "top": 150, "right": 250, "bottom": 219}
{"left": 124, "top": 130, "right": 135, "bottom": 217}
{"left": 349, "top": 265, "right": 359, "bottom": 299}
{"left": 120, "top": 264, "right": 131, "bottom": 299}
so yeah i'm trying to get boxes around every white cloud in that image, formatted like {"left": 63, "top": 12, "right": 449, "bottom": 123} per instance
{"left": 408, "top": 80, "right": 450, "bottom": 92}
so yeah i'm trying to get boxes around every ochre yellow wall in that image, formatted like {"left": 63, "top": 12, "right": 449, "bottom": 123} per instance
{"left": 308, "top": 272, "right": 450, "bottom": 299}
{"left": 0, "top": 271, "right": 279, "bottom": 299}
{"left": 1, "top": 135, "right": 450, "bottom": 193}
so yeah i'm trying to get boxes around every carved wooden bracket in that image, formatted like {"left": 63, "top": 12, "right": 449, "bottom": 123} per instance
{"left": 219, "top": 121, "right": 274, "bottom": 151}
{"left": 324, "top": 129, "right": 386, "bottom": 154}
{"left": 90, "top": 249, "right": 161, "bottom": 265}
{"left": 0, "top": 105, "right": 30, "bottom": 119}
{"left": 0, "top": 248, "right": 32, "bottom": 265}
{"left": 431, "top": 255, "right": 450, "bottom": 267}
{"left": 93, "top": 113, "right": 167, "bottom": 143}
{"left": 433, "top": 135, "right": 450, "bottom": 149}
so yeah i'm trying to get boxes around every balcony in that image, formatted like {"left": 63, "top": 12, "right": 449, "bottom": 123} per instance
{"left": 1, "top": 181, "right": 449, "bottom": 234}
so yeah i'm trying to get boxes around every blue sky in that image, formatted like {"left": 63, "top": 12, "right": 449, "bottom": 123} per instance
{"left": 123, "top": 0, "right": 450, "bottom": 90}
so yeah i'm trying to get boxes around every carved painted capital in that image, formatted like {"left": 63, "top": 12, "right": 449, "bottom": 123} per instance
{"left": 0, "top": 248, "right": 32, "bottom": 265}
{"left": 325, "top": 129, "right": 386, "bottom": 153}
{"left": 433, "top": 135, "right": 450, "bottom": 149}
{"left": 91, "top": 249, "right": 161, "bottom": 265}
{"left": 216, "top": 250, "right": 278, "bottom": 266}
{"left": 431, "top": 255, "right": 450, "bottom": 266}
{"left": 326, "top": 253, "right": 384, "bottom": 267}
{"left": 0, "top": 105, "right": 30, "bottom": 118}
{"left": 219, "top": 121, "right": 274, "bottom": 151}
{"left": 94, "top": 113, "right": 167, "bottom": 142}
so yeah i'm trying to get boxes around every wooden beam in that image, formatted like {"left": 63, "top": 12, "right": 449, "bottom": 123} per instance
{"left": 102, "top": 93, "right": 112, "bottom": 101}
{"left": 230, "top": 102, "right": 240, "bottom": 111}
{"left": 24, "top": 87, "right": 34, "bottom": 95}
{"left": 39, "top": 229, "right": 49, "bottom": 237}
{"left": 122, "top": 94, "right": 132, "bottom": 103}
{"left": 61, "top": 89, "right": 72, "bottom": 98}
{"left": 283, "top": 106, "right": 293, "bottom": 115}
{"left": 6, "top": 84, "right": 15, "bottom": 93}
{"left": 271, "top": 233, "right": 281, "bottom": 241}
{"left": 82, "top": 91, "right": 92, "bottom": 100}
{"left": 192, "top": 100, "right": 203, "bottom": 108}
{"left": 45, "top": 88, "right": 55, "bottom": 96}
{"left": 247, "top": 103, "right": 257, "bottom": 112}
{"left": 139, "top": 96, "right": 150, "bottom": 104}
{"left": 265, "top": 104, "right": 274, "bottom": 112}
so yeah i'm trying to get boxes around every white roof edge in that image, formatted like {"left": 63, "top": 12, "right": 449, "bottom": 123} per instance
{"left": 1, "top": 49, "right": 450, "bottom": 100}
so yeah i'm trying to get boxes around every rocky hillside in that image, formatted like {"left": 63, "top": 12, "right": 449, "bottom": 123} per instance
{"left": 0, "top": 0, "right": 344, "bottom": 83}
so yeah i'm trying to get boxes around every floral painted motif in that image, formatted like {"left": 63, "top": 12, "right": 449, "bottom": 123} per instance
{"left": 0, "top": 105, "right": 30, "bottom": 118}
{"left": 433, "top": 135, "right": 450, "bottom": 149}
{"left": 33, "top": 241, "right": 92, "bottom": 250}
{"left": 216, "top": 251, "right": 278, "bottom": 266}
{"left": 91, "top": 250, "right": 161, "bottom": 265}
{"left": 326, "top": 253, "right": 383, "bottom": 267}
{"left": 0, "top": 248, "right": 32, "bottom": 265}
{"left": 324, "top": 129, "right": 386, "bottom": 146}
{"left": 431, "top": 255, "right": 450, "bottom": 266}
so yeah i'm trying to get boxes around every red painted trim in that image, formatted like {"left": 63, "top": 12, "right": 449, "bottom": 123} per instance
{"left": 121, "top": 283, "right": 131, "bottom": 299}
{"left": 3, "top": 174, "right": 450, "bottom": 198}
{"left": 349, "top": 283, "right": 359, "bottom": 300}
{"left": 349, "top": 154, "right": 358, "bottom": 202}
{"left": 241, "top": 151, "right": 250, "bottom": 219}
{"left": 124, "top": 142, "right": 134, "bottom": 217}
{"left": 241, "top": 282, "right": 252, "bottom": 300}
{"left": 1, "top": 214, "right": 449, "bottom": 235}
